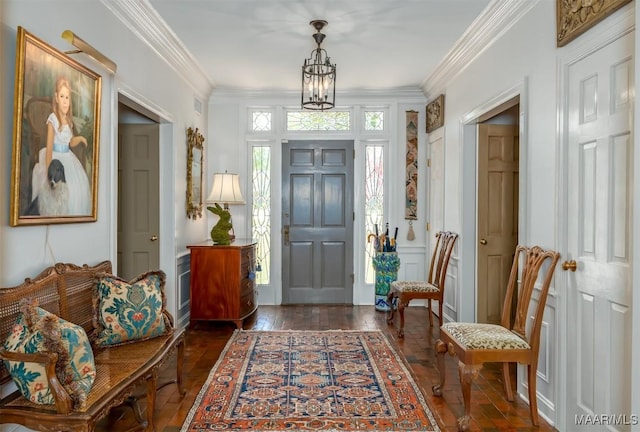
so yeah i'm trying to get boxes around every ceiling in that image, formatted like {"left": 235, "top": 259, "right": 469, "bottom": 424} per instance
{"left": 148, "top": 0, "right": 493, "bottom": 94}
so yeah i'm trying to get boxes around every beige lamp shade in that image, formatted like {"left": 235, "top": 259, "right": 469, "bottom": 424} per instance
{"left": 206, "top": 172, "right": 245, "bottom": 208}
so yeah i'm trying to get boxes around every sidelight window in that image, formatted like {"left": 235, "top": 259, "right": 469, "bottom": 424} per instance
{"left": 251, "top": 145, "right": 271, "bottom": 284}
{"left": 364, "top": 144, "right": 384, "bottom": 284}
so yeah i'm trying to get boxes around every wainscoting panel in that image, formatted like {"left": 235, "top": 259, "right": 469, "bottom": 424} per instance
{"left": 518, "top": 286, "right": 557, "bottom": 423}
{"left": 442, "top": 258, "right": 458, "bottom": 322}
{"left": 176, "top": 251, "right": 191, "bottom": 329}
{"left": 395, "top": 245, "right": 426, "bottom": 281}
{"left": 394, "top": 245, "right": 427, "bottom": 307}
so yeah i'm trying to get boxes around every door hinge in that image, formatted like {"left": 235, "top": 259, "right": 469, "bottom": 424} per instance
{"left": 427, "top": 158, "right": 431, "bottom": 167}
{"left": 426, "top": 222, "right": 431, "bottom": 232}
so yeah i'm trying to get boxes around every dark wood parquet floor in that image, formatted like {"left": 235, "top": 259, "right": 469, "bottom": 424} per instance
{"left": 95, "top": 305, "right": 557, "bottom": 432}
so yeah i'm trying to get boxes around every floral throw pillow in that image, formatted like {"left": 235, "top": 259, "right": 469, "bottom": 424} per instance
{"left": 2, "top": 298, "right": 96, "bottom": 409}
{"left": 92, "top": 271, "right": 171, "bottom": 347}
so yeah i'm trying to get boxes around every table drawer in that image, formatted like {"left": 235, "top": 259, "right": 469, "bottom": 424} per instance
{"left": 240, "top": 277, "right": 255, "bottom": 297}
{"left": 239, "top": 289, "right": 257, "bottom": 317}
{"left": 241, "top": 247, "right": 255, "bottom": 269}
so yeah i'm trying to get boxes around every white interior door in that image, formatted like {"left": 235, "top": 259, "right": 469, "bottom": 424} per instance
{"left": 566, "top": 31, "right": 633, "bottom": 430}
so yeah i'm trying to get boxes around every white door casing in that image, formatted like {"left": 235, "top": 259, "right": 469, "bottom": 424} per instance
{"left": 565, "top": 30, "right": 633, "bottom": 430}
{"left": 428, "top": 129, "right": 449, "bottom": 319}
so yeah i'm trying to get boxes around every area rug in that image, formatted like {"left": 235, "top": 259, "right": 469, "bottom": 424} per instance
{"left": 180, "top": 330, "right": 440, "bottom": 431}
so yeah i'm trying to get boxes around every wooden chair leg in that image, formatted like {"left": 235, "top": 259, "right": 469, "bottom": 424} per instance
{"left": 432, "top": 339, "right": 448, "bottom": 396}
{"left": 145, "top": 369, "right": 158, "bottom": 432}
{"left": 123, "top": 396, "right": 148, "bottom": 430}
{"left": 386, "top": 291, "right": 396, "bottom": 323}
{"left": 427, "top": 299, "right": 433, "bottom": 327}
{"left": 177, "top": 338, "right": 186, "bottom": 397}
{"left": 457, "top": 362, "right": 481, "bottom": 432}
{"left": 438, "top": 300, "right": 443, "bottom": 327}
{"left": 528, "top": 363, "right": 540, "bottom": 426}
{"left": 502, "top": 362, "right": 514, "bottom": 401}
{"left": 397, "top": 299, "right": 407, "bottom": 338}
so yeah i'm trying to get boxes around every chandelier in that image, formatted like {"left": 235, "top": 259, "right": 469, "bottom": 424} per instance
{"left": 301, "top": 20, "right": 336, "bottom": 111}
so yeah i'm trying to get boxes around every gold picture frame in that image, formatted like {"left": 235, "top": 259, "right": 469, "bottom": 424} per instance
{"left": 186, "top": 127, "right": 204, "bottom": 219}
{"left": 426, "top": 94, "right": 444, "bottom": 133}
{"left": 10, "top": 27, "right": 101, "bottom": 226}
{"left": 557, "top": 0, "right": 632, "bottom": 47}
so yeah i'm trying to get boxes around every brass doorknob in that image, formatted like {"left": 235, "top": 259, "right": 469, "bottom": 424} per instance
{"left": 562, "top": 260, "right": 577, "bottom": 271}
{"left": 150, "top": 235, "right": 158, "bottom": 241}
{"left": 479, "top": 238, "right": 487, "bottom": 245}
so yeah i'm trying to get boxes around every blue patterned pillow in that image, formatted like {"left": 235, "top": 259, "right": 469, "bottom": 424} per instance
{"left": 2, "top": 299, "right": 96, "bottom": 409}
{"left": 92, "top": 271, "right": 171, "bottom": 347}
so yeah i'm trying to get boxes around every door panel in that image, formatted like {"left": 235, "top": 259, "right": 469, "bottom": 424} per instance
{"left": 118, "top": 124, "right": 160, "bottom": 280}
{"left": 477, "top": 124, "right": 519, "bottom": 324}
{"left": 566, "top": 31, "right": 632, "bottom": 430}
{"left": 322, "top": 175, "right": 345, "bottom": 225}
{"left": 292, "top": 175, "right": 313, "bottom": 225}
{"left": 290, "top": 241, "right": 313, "bottom": 288}
{"left": 283, "top": 140, "right": 354, "bottom": 304}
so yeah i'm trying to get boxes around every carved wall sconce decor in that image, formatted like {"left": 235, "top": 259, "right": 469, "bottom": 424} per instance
{"left": 556, "top": 0, "right": 631, "bottom": 47}
{"left": 426, "top": 94, "right": 444, "bottom": 134}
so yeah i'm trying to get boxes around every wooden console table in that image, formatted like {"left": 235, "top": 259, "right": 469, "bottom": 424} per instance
{"left": 187, "top": 239, "right": 258, "bottom": 328}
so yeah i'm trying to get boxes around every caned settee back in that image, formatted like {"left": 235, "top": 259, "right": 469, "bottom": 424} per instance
{"left": 0, "top": 260, "right": 112, "bottom": 386}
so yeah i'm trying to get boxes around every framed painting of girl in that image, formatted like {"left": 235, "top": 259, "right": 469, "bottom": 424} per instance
{"left": 10, "top": 26, "right": 101, "bottom": 226}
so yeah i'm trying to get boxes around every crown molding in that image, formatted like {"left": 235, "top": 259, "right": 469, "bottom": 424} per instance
{"left": 101, "top": 0, "right": 213, "bottom": 100}
{"left": 421, "top": 0, "right": 540, "bottom": 98}
{"left": 211, "top": 87, "right": 427, "bottom": 104}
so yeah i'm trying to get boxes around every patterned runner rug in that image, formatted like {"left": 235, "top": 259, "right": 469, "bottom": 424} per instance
{"left": 181, "top": 330, "right": 440, "bottom": 431}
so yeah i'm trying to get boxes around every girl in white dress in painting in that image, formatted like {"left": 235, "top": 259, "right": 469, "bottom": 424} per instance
{"left": 32, "top": 76, "right": 91, "bottom": 215}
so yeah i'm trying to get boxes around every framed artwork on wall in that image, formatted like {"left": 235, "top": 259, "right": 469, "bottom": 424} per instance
{"left": 556, "top": 0, "right": 632, "bottom": 47}
{"left": 405, "top": 110, "right": 418, "bottom": 221}
{"left": 186, "top": 127, "right": 204, "bottom": 219}
{"left": 426, "top": 94, "right": 444, "bottom": 133}
{"left": 10, "top": 26, "right": 102, "bottom": 226}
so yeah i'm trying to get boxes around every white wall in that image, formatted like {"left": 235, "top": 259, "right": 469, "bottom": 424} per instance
{"left": 1, "top": 1, "right": 210, "bottom": 317}
{"left": 441, "top": 1, "right": 557, "bottom": 246}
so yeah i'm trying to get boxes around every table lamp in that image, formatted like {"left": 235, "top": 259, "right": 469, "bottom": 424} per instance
{"left": 206, "top": 172, "right": 245, "bottom": 244}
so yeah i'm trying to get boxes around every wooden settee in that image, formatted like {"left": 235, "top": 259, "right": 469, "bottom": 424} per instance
{"left": 0, "top": 261, "right": 186, "bottom": 432}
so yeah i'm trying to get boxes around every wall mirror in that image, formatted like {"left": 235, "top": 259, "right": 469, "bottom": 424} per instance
{"left": 186, "top": 127, "right": 204, "bottom": 219}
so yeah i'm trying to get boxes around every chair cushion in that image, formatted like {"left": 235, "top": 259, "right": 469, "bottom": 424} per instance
{"left": 441, "top": 322, "right": 530, "bottom": 350}
{"left": 3, "top": 298, "right": 96, "bottom": 409}
{"left": 92, "top": 270, "right": 171, "bottom": 347}
{"left": 391, "top": 280, "right": 439, "bottom": 293}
